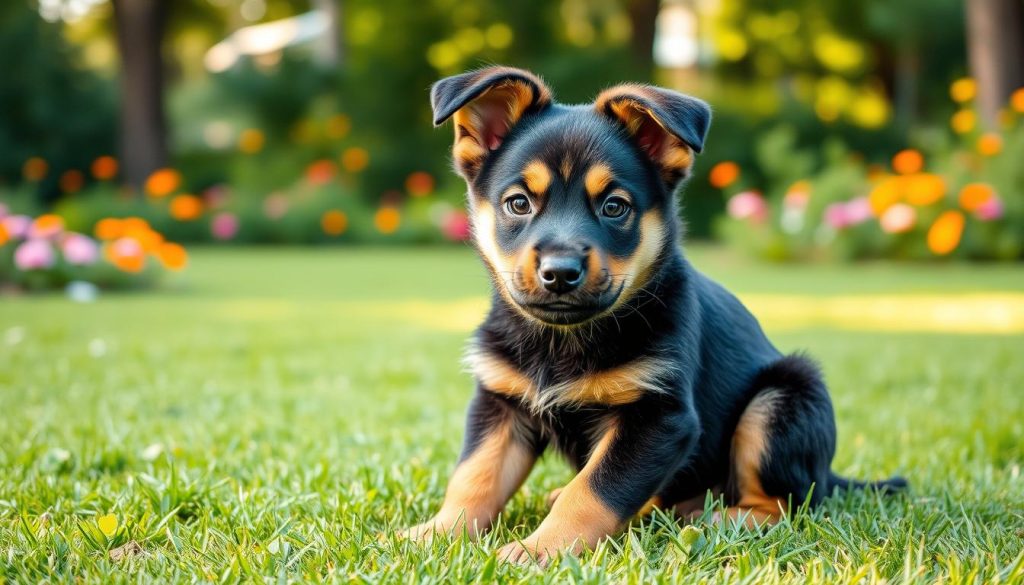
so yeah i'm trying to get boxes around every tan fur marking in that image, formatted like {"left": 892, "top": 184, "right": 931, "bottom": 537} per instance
{"left": 403, "top": 421, "right": 536, "bottom": 540}
{"left": 594, "top": 86, "right": 695, "bottom": 181}
{"left": 726, "top": 390, "right": 787, "bottom": 527}
{"left": 549, "top": 358, "right": 668, "bottom": 406}
{"left": 522, "top": 160, "right": 551, "bottom": 195}
{"left": 559, "top": 156, "right": 574, "bottom": 181}
{"left": 607, "top": 212, "right": 666, "bottom": 309}
{"left": 584, "top": 164, "right": 614, "bottom": 198}
{"left": 638, "top": 496, "right": 662, "bottom": 516}
{"left": 499, "top": 424, "right": 621, "bottom": 563}
{"left": 466, "top": 350, "right": 667, "bottom": 412}
{"left": 518, "top": 245, "right": 541, "bottom": 294}
{"left": 468, "top": 350, "right": 536, "bottom": 399}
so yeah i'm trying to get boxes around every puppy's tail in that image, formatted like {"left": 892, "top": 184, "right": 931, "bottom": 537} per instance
{"left": 828, "top": 472, "right": 908, "bottom": 495}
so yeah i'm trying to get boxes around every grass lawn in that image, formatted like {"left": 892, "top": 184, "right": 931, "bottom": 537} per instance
{"left": 1, "top": 246, "right": 1023, "bottom": 582}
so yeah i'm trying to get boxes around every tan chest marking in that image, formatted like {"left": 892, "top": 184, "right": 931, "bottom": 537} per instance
{"left": 466, "top": 350, "right": 670, "bottom": 410}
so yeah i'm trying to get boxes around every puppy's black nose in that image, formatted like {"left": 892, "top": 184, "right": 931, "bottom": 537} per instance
{"left": 538, "top": 255, "right": 585, "bottom": 294}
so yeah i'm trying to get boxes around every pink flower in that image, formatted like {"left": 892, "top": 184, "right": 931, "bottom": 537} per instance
{"left": 441, "top": 210, "right": 470, "bottom": 241}
{"left": 974, "top": 196, "right": 1004, "bottom": 221}
{"left": 844, "top": 197, "right": 873, "bottom": 225}
{"left": 824, "top": 203, "right": 851, "bottom": 229}
{"left": 203, "top": 185, "right": 230, "bottom": 209}
{"left": 61, "top": 233, "right": 99, "bottom": 265}
{"left": 2, "top": 215, "right": 31, "bottom": 239}
{"left": 14, "top": 239, "right": 55, "bottom": 270}
{"left": 263, "top": 194, "right": 289, "bottom": 219}
{"left": 111, "top": 237, "right": 143, "bottom": 258}
{"left": 879, "top": 203, "right": 916, "bottom": 234}
{"left": 727, "top": 191, "right": 768, "bottom": 223}
{"left": 211, "top": 212, "right": 239, "bottom": 240}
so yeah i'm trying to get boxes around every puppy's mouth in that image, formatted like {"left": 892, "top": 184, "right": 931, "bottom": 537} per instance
{"left": 511, "top": 282, "right": 623, "bottom": 325}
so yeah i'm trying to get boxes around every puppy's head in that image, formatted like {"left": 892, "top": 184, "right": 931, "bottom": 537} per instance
{"left": 432, "top": 67, "right": 710, "bottom": 326}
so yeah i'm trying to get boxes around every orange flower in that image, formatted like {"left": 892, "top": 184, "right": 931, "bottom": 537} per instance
{"left": 958, "top": 183, "right": 994, "bottom": 211}
{"left": 120, "top": 217, "right": 162, "bottom": 252}
{"left": 60, "top": 170, "right": 85, "bottom": 194}
{"left": 94, "top": 218, "right": 124, "bottom": 240}
{"left": 891, "top": 149, "right": 923, "bottom": 175}
{"left": 23, "top": 157, "right": 48, "bottom": 182}
{"left": 238, "top": 129, "right": 265, "bottom": 154}
{"left": 306, "top": 159, "right": 338, "bottom": 185}
{"left": 405, "top": 172, "right": 435, "bottom": 197}
{"left": 949, "top": 78, "right": 976, "bottom": 103}
{"left": 341, "top": 147, "right": 370, "bottom": 173}
{"left": 374, "top": 207, "right": 401, "bottom": 234}
{"left": 321, "top": 209, "right": 348, "bottom": 236}
{"left": 950, "top": 110, "right": 976, "bottom": 134}
{"left": 0, "top": 223, "right": 8, "bottom": 246}
{"left": 976, "top": 133, "right": 1003, "bottom": 156}
{"left": 156, "top": 242, "right": 188, "bottom": 270}
{"left": 91, "top": 156, "right": 118, "bottom": 180}
{"left": 927, "top": 210, "right": 965, "bottom": 256}
{"left": 708, "top": 161, "right": 740, "bottom": 189}
{"left": 169, "top": 194, "right": 204, "bottom": 221}
{"left": 326, "top": 114, "right": 351, "bottom": 139}
{"left": 868, "top": 176, "right": 902, "bottom": 215}
{"left": 903, "top": 173, "right": 945, "bottom": 206}
{"left": 31, "top": 214, "right": 64, "bottom": 238}
{"left": 145, "top": 168, "right": 181, "bottom": 198}
{"left": 1011, "top": 87, "right": 1024, "bottom": 113}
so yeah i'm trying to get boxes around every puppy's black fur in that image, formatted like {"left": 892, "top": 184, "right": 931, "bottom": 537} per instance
{"left": 404, "top": 66, "right": 905, "bottom": 563}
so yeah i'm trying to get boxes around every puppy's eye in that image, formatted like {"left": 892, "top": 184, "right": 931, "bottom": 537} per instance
{"left": 505, "top": 194, "right": 533, "bottom": 216}
{"left": 601, "top": 196, "right": 631, "bottom": 219}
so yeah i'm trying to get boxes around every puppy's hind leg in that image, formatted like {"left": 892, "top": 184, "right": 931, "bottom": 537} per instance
{"left": 721, "top": 355, "right": 837, "bottom": 527}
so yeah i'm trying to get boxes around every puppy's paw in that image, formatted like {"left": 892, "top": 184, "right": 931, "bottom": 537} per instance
{"left": 497, "top": 538, "right": 551, "bottom": 566}
{"left": 397, "top": 519, "right": 448, "bottom": 543}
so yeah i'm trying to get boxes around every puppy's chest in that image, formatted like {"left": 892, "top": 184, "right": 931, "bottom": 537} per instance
{"left": 466, "top": 346, "right": 671, "bottom": 412}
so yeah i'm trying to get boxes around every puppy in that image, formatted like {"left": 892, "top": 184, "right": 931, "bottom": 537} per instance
{"left": 403, "top": 66, "right": 906, "bottom": 564}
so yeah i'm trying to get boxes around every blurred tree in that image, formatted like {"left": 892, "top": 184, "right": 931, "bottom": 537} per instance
{"left": 965, "top": 0, "right": 1024, "bottom": 127}
{"left": 626, "top": 0, "right": 658, "bottom": 79}
{"left": 112, "top": 0, "right": 169, "bottom": 192}
{"left": 0, "top": 1, "right": 116, "bottom": 200}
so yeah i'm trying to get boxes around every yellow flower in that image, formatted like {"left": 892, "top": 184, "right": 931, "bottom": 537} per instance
{"left": 869, "top": 176, "right": 902, "bottom": 215}
{"left": 927, "top": 210, "right": 965, "bottom": 256}
{"left": 976, "top": 133, "right": 1003, "bottom": 156}
{"left": 950, "top": 110, "right": 976, "bottom": 134}
{"left": 238, "top": 129, "right": 265, "bottom": 154}
{"left": 903, "top": 173, "right": 945, "bottom": 206}
{"left": 949, "top": 78, "right": 976, "bottom": 103}
{"left": 374, "top": 207, "right": 401, "bottom": 234}
{"left": 1011, "top": 87, "right": 1024, "bottom": 113}
{"left": 97, "top": 514, "right": 118, "bottom": 537}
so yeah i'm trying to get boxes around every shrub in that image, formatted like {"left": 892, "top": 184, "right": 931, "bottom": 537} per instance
{"left": 714, "top": 83, "right": 1024, "bottom": 261}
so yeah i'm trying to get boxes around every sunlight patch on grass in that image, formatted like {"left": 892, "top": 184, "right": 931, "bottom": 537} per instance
{"left": 361, "top": 293, "right": 1024, "bottom": 334}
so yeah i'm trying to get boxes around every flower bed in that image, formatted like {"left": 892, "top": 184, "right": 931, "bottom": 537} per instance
{"left": 714, "top": 83, "right": 1024, "bottom": 261}
{"left": 0, "top": 209, "right": 187, "bottom": 293}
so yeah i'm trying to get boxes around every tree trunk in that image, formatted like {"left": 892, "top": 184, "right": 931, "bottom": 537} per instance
{"left": 112, "top": 0, "right": 168, "bottom": 193}
{"left": 965, "top": 0, "right": 1024, "bottom": 128}
{"left": 627, "top": 0, "right": 659, "bottom": 81}
{"left": 312, "top": 0, "right": 342, "bottom": 67}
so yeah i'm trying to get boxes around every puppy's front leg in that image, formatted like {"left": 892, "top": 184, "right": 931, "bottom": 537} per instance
{"left": 402, "top": 388, "right": 540, "bottom": 541}
{"left": 499, "top": 401, "right": 697, "bottom": 565}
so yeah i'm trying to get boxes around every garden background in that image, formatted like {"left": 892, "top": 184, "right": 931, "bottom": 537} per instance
{"left": 0, "top": 0, "right": 1022, "bottom": 582}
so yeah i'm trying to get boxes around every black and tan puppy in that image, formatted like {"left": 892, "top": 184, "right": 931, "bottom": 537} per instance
{"left": 403, "top": 66, "right": 905, "bottom": 564}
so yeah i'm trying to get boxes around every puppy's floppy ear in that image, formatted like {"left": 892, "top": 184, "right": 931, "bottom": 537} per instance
{"left": 594, "top": 84, "right": 711, "bottom": 189}
{"left": 431, "top": 66, "right": 553, "bottom": 181}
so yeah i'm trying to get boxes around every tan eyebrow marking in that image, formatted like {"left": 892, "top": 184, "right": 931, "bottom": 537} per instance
{"left": 560, "top": 156, "right": 573, "bottom": 181}
{"left": 584, "top": 163, "right": 614, "bottom": 198}
{"left": 522, "top": 160, "right": 552, "bottom": 195}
